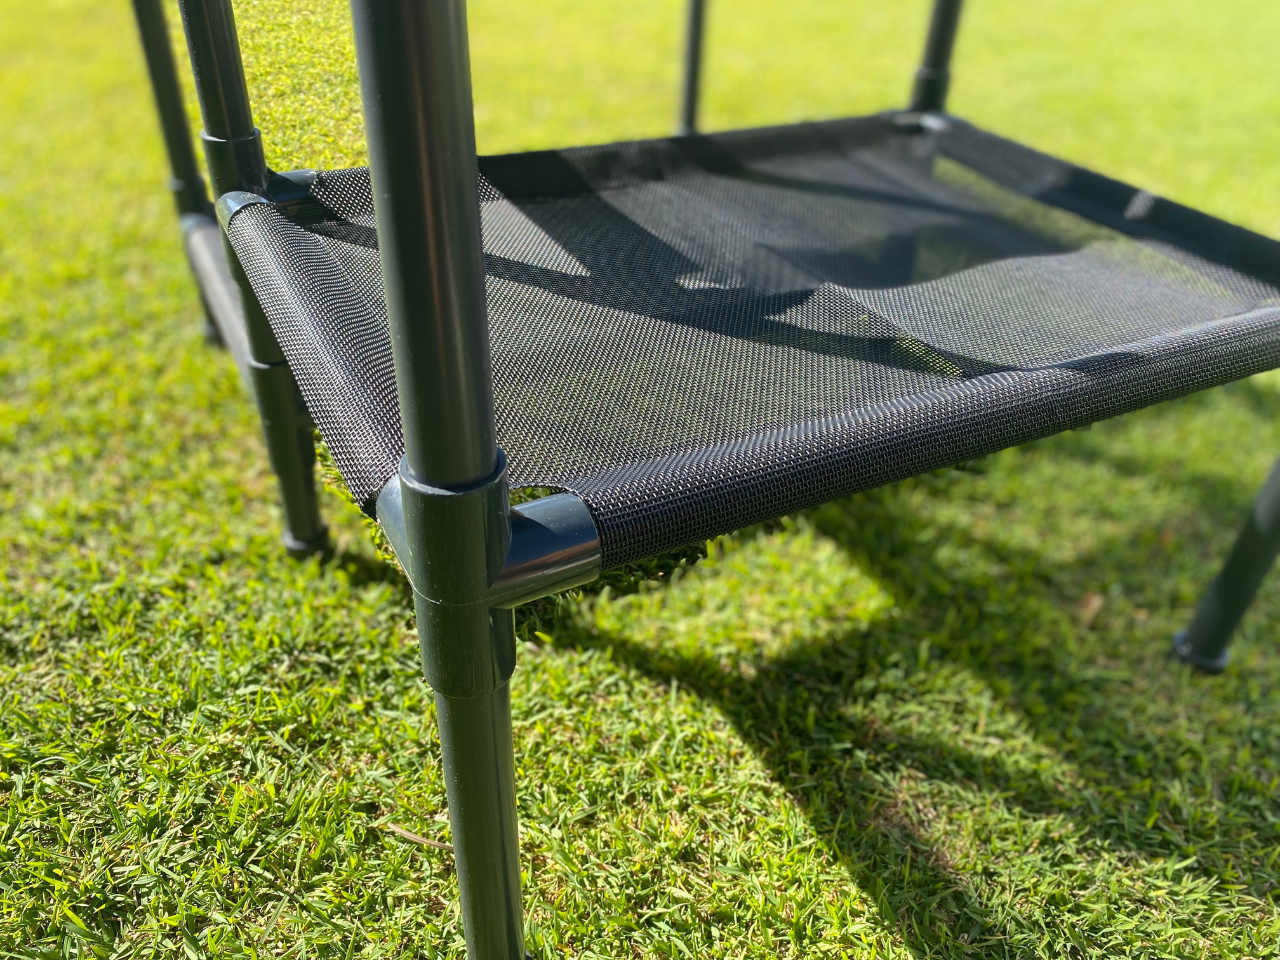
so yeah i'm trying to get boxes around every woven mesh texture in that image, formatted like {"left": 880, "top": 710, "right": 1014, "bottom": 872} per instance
{"left": 227, "top": 114, "right": 1280, "bottom": 567}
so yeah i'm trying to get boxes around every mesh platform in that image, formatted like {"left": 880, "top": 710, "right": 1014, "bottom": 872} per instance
{"left": 225, "top": 114, "right": 1280, "bottom": 567}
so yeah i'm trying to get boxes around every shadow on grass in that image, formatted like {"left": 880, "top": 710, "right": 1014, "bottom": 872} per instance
{"left": 547, "top": 398, "right": 1280, "bottom": 956}
{"left": 330, "top": 547, "right": 414, "bottom": 600}
{"left": 1033, "top": 382, "right": 1274, "bottom": 526}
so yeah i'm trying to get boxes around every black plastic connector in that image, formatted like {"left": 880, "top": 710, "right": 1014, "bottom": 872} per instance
{"left": 375, "top": 454, "right": 601, "bottom": 697}
{"left": 910, "top": 69, "right": 951, "bottom": 115}
{"left": 200, "top": 128, "right": 269, "bottom": 197}
{"left": 1173, "top": 630, "right": 1231, "bottom": 673}
{"left": 398, "top": 454, "right": 514, "bottom": 698}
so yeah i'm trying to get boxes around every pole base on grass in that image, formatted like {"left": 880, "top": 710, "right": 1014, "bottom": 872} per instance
{"left": 282, "top": 527, "right": 330, "bottom": 559}
{"left": 1172, "top": 629, "right": 1231, "bottom": 673}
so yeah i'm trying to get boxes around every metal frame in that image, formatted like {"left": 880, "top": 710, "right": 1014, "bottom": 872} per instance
{"left": 678, "top": 0, "right": 708, "bottom": 136}
{"left": 1176, "top": 458, "right": 1280, "bottom": 671}
{"left": 130, "top": 0, "right": 220, "bottom": 346}
{"left": 131, "top": 0, "right": 256, "bottom": 378}
{"left": 343, "top": 0, "right": 604, "bottom": 953}
{"left": 133, "top": 0, "right": 329, "bottom": 556}
{"left": 910, "top": 0, "right": 964, "bottom": 113}
{"left": 150, "top": 0, "right": 973, "bottom": 951}
{"left": 677, "top": 0, "right": 964, "bottom": 136}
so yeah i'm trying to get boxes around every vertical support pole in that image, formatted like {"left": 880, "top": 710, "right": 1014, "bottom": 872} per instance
{"left": 678, "top": 0, "right": 708, "bottom": 136}
{"left": 910, "top": 0, "right": 964, "bottom": 113}
{"left": 349, "top": 0, "right": 524, "bottom": 956}
{"left": 130, "top": 0, "right": 224, "bottom": 342}
{"left": 176, "top": 0, "right": 267, "bottom": 197}
{"left": 1175, "top": 457, "right": 1280, "bottom": 671}
{"left": 176, "top": 0, "right": 328, "bottom": 556}
{"left": 131, "top": 0, "right": 210, "bottom": 218}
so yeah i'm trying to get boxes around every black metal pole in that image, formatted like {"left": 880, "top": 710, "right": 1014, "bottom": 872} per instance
{"left": 348, "top": 0, "right": 495, "bottom": 488}
{"left": 176, "top": 0, "right": 328, "bottom": 556}
{"left": 350, "top": 0, "right": 524, "bottom": 956}
{"left": 130, "top": 0, "right": 210, "bottom": 218}
{"left": 176, "top": 0, "right": 267, "bottom": 197}
{"left": 910, "top": 0, "right": 964, "bottom": 113}
{"left": 130, "top": 0, "right": 225, "bottom": 344}
{"left": 1175, "top": 457, "right": 1280, "bottom": 671}
{"left": 678, "top": 0, "right": 708, "bottom": 136}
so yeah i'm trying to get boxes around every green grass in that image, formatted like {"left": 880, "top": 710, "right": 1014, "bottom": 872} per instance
{"left": 4, "top": 0, "right": 1280, "bottom": 956}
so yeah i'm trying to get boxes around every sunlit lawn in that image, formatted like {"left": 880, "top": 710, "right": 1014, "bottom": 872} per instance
{"left": 4, "top": 0, "right": 1280, "bottom": 956}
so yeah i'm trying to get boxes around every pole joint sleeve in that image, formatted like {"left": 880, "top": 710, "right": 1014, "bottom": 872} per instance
{"left": 398, "top": 453, "right": 512, "bottom": 608}
{"left": 375, "top": 454, "right": 602, "bottom": 696}
{"left": 910, "top": 70, "right": 950, "bottom": 115}
{"left": 201, "top": 128, "right": 269, "bottom": 198}
{"left": 909, "top": 0, "right": 964, "bottom": 113}
{"left": 395, "top": 454, "right": 517, "bottom": 698}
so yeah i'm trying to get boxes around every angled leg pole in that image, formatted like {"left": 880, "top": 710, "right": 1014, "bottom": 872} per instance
{"left": 678, "top": 0, "right": 708, "bottom": 136}
{"left": 910, "top": 0, "right": 964, "bottom": 113}
{"left": 1175, "top": 457, "right": 1280, "bottom": 671}
{"left": 175, "top": 0, "right": 328, "bottom": 556}
{"left": 130, "top": 0, "right": 222, "bottom": 342}
{"left": 351, "top": 0, "right": 524, "bottom": 954}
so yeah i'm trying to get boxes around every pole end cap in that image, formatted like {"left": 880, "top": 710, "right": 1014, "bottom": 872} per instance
{"left": 1172, "top": 629, "right": 1230, "bottom": 673}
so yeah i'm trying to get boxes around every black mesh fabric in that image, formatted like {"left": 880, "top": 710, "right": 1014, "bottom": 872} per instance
{"left": 226, "top": 114, "right": 1280, "bottom": 567}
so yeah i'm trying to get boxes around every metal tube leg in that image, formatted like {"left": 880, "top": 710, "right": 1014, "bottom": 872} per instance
{"left": 176, "top": 0, "right": 328, "bottom": 555}
{"left": 398, "top": 461, "right": 523, "bottom": 956}
{"left": 910, "top": 0, "right": 965, "bottom": 113}
{"left": 234, "top": 267, "right": 327, "bottom": 557}
{"left": 436, "top": 682, "right": 524, "bottom": 959}
{"left": 130, "top": 0, "right": 222, "bottom": 341}
{"left": 131, "top": 0, "right": 211, "bottom": 218}
{"left": 678, "top": 0, "right": 708, "bottom": 136}
{"left": 247, "top": 360, "right": 327, "bottom": 556}
{"left": 221, "top": 219, "right": 327, "bottom": 555}
{"left": 1175, "top": 456, "right": 1280, "bottom": 671}
{"left": 349, "top": 0, "right": 526, "bottom": 947}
